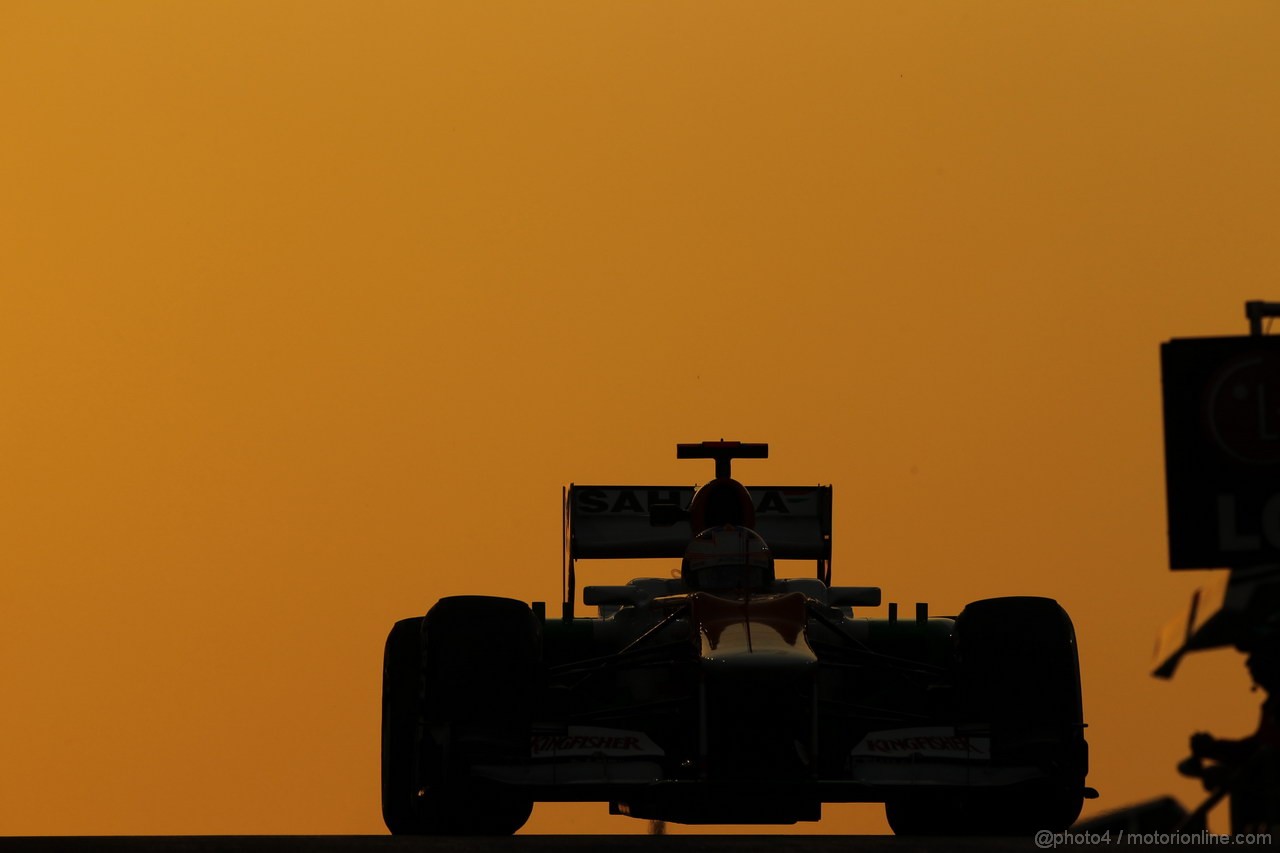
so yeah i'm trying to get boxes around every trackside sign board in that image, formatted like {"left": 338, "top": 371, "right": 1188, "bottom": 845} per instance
{"left": 568, "top": 485, "right": 831, "bottom": 561}
{"left": 1162, "top": 336, "right": 1280, "bottom": 568}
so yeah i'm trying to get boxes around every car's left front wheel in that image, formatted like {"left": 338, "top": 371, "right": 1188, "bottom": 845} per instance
{"left": 381, "top": 599, "right": 540, "bottom": 835}
{"left": 381, "top": 616, "right": 432, "bottom": 834}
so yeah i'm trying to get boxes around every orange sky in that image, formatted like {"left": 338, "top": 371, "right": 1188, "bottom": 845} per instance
{"left": 3, "top": 0, "right": 1278, "bottom": 836}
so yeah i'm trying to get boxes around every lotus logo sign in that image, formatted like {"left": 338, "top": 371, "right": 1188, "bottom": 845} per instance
{"left": 1162, "top": 335, "right": 1280, "bottom": 568}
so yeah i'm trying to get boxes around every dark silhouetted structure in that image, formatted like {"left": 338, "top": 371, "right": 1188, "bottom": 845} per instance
{"left": 1150, "top": 301, "right": 1280, "bottom": 833}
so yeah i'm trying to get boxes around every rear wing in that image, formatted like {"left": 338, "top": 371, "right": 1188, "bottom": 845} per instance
{"left": 561, "top": 484, "right": 832, "bottom": 617}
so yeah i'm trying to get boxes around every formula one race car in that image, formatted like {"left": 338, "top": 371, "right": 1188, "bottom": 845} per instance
{"left": 381, "top": 441, "right": 1092, "bottom": 835}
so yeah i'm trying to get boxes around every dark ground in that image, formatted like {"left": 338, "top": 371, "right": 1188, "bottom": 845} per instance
{"left": 0, "top": 835, "right": 1264, "bottom": 853}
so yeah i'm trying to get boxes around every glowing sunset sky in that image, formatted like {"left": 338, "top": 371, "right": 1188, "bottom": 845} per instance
{"left": 3, "top": 0, "right": 1278, "bottom": 835}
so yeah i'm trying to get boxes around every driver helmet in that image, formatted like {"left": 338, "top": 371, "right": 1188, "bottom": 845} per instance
{"left": 681, "top": 524, "right": 775, "bottom": 592}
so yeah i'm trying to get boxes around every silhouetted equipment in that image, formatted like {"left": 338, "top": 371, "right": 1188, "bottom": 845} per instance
{"left": 382, "top": 442, "right": 1090, "bottom": 836}
{"left": 1153, "top": 567, "right": 1280, "bottom": 678}
{"left": 1151, "top": 301, "right": 1280, "bottom": 834}
{"left": 1162, "top": 303, "right": 1280, "bottom": 569}
{"left": 1173, "top": 639, "right": 1280, "bottom": 832}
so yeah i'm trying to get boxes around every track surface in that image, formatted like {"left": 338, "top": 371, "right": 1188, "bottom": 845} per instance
{"left": 0, "top": 836, "right": 1254, "bottom": 853}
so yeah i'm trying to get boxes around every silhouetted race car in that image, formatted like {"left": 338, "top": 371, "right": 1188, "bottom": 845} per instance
{"left": 382, "top": 441, "right": 1092, "bottom": 835}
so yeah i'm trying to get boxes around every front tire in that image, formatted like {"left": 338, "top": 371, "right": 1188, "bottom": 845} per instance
{"left": 381, "top": 617, "right": 431, "bottom": 834}
{"left": 887, "top": 596, "right": 1087, "bottom": 836}
{"left": 380, "top": 597, "right": 540, "bottom": 835}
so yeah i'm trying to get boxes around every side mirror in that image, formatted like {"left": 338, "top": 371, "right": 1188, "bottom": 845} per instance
{"left": 829, "top": 586, "right": 882, "bottom": 607}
